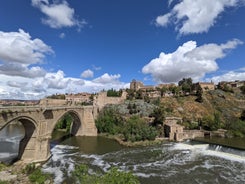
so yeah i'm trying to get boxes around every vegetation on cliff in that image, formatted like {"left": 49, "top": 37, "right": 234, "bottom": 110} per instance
{"left": 97, "top": 82, "right": 245, "bottom": 138}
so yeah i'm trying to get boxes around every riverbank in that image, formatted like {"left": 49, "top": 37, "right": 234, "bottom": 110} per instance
{"left": 0, "top": 162, "right": 32, "bottom": 184}
{"left": 98, "top": 133, "right": 167, "bottom": 147}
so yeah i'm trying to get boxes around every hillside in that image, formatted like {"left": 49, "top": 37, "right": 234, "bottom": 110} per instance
{"left": 105, "top": 89, "right": 245, "bottom": 133}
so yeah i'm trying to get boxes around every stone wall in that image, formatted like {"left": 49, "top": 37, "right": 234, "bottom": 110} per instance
{"left": 93, "top": 91, "right": 127, "bottom": 110}
{"left": 39, "top": 98, "right": 68, "bottom": 106}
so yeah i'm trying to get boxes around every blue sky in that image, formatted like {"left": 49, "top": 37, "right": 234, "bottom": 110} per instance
{"left": 0, "top": 0, "right": 245, "bottom": 99}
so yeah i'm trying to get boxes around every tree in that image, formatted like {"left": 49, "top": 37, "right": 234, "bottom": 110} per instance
{"left": 95, "top": 108, "right": 123, "bottom": 135}
{"left": 159, "top": 87, "right": 167, "bottom": 97}
{"left": 170, "top": 86, "right": 181, "bottom": 96}
{"left": 240, "top": 85, "right": 245, "bottom": 95}
{"left": 135, "top": 89, "right": 143, "bottom": 99}
{"left": 151, "top": 107, "right": 165, "bottom": 126}
{"left": 126, "top": 89, "right": 135, "bottom": 100}
{"left": 107, "top": 89, "right": 122, "bottom": 97}
{"left": 178, "top": 78, "right": 193, "bottom": 94}
{"left": 196, "top": 85, "right": 203, "bottom": 103}
{"left": 123, "top": 116, "right": 157, "bottom": 142}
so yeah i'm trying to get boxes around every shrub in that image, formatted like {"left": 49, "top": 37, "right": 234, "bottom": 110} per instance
{"left": 123, "top": 116, "right": 157, "bottom": 142}
{"left": 72, "top": 164, "right": 139, "bottom": 184}
{"left": 227, "top": 119, "right": 245, "bottom": 137}
{"left": 29, "top": 168, "right": 51, "bottom": 184}
{"left": 95, "top": 108, "right": 123, "bottom": 135}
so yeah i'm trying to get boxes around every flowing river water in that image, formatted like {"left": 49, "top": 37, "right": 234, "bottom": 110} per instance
{"left": 1, "top": 124, "right": 245, "bottom": 183}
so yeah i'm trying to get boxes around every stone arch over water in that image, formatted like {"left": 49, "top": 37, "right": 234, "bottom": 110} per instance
{"left": 52, "top": 110, "right": 83, "bottom": 136}
{"left": 17, "top": 117, "right": 37, "bottom": 160}
{"left": 0, "top": 116, "right": 37, "bottom": 162}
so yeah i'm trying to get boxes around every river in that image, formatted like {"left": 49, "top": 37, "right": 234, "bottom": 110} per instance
{"left": 0, "top": 121, "right": 24, "bottom": 164}
{"left": 43, "top": 136, "right": 245, "bottom": 184}
{"left": 1, "top": 125, "right": 245, "bottom": 183}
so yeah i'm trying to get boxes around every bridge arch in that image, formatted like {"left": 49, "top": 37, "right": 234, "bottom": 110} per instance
{"left": 0, "top": 116, "right": 38, "bottom": 161}
{"left": 51, "top": 110, "right": 83, "bottom": 136}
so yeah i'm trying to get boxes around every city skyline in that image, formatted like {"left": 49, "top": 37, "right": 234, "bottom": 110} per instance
{"left": 0, "top": 0, "right": 245, "bottom": 99}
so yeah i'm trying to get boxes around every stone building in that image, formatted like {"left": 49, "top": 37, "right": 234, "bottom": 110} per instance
{"left": 218, "top": 80, "right": 245, "bottom": 88}
{"left": 65, "top": 93, "right": 92, "bottom": 104}
{"left": 194, "top": 82, "right": 215, "bottom": 91}
{"left": 130, "top": 79, "right": 144, "bottom": 91}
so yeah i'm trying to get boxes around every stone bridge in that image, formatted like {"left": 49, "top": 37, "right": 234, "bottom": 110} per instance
{"left": 0, "top": 105, "right": 97, "bottom": 163}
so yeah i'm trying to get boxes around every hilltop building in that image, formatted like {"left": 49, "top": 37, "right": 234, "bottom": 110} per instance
{"left": 194, "top": 82, "right": 215, "bottom": 91}
{"left": 218, "top": 80, "right": 245, "bottom": 89}
{"left": 130, "top": 79, "right": 155, "bottom": 91}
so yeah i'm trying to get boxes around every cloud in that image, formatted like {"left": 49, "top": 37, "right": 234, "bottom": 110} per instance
{"left": 59, "top": 32, "right": 65, "bottom": 39}
{"left": 92, "top": 65, "right": 102, "bottom": 71}
{"left": 207, "top": 69, "right": 245, "bottom": 83}
{"left": 0, "top": 29, "right": 52, "bottom": 78}
{"left": 32, "top": 0, "right": 86, "bottom": 29}
{"left": 0, "top": 29, "right": 53, "bottom": 65}
{"left": 44, "top": 70, "right": 71, "bottom": 89}
{"left": 7, "top": 81, "right": 28, "bottom": 88}
{"left": 0, "top": 64, "right": 46, "bottom": 78}
{"left": 142, "top": 39, "right": 243, "bottom": 83}
{"left": 81, "top": 69, "right": 94, "bottom": 78}
{"left": 93, "top": 73, "right": 121, "bottom": 84}
{"left": 155, "top": 0, "right": 241, "bottom": 34}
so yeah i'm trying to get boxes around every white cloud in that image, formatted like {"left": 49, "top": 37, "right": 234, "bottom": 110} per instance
{"left": 207, "top": 70, "right": 245, "bottom": 83}
{"left": 32, "top": 0, "right": 86, "bottom": 29}
{"left": 0, "top": 29, "right": 52, "bottom": 78}
{"left": 81, "top": 69, "right": 94, "bottom": 78}
{"left": 0, "top": 71, "right": 129, "bottom": 100}
{"left": 0, "top": 29, "right": 53, "bottom": 65}
{"left": 142, "top": 39, "right": 243, "bottom": 83}
{"left": 7, "top": 81, "right": 28, "bottom": 88}
{"left": 93, "top": 73, "right": 121, "bottom": 84}
{"left": 155, "top": 0, "right": 241, "bottom": 34}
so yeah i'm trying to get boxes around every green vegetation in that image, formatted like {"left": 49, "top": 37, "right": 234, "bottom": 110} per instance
{"left": 195, "top": 85, "right": 203, "bottom": 103}
{"left": 72, "top": 164, "right": 139, "bottom": 184}
{"left": 150, "top": 107, "right": 165, "bottom": 126}
{"left": 0, "top": 181, "right": 8, "bottom": 184}
{"left": 127, "top": 103, "right": 139, "bottom": 114}
{"left": 178, "top": 78, "right": 193, "bottom": 94}
{"left": 55, "top": 113, "right": 73, "bottom": 133}
{"left": 95, "top": 108, "right": 158, "bottom": 142}
{"left": 0, "top": 163, "right": 6, "bottom": 171}
{"left": 95, "top": 108, "right": 124, "bottom": 135}
{"left": 200, "top": 113, "right": 223, "bottom": 131}
{"left": 29, "top": 168, "right": 51, "bottom": 184}
{"left": 227, "top": 119, "right": 245, "bottom": 137}
{"left": 123, "top": 116, "right": 157, "bottom": 142}
{"left": 46, "top": 94, "right": 65, "bottom": 99}
{"left": 22, "top": 163, "right": 51, "bottom": 184}
{"left": 107, "top": 89, "right": 122, "bottom": 97}
{"left": 240, "top": 85, "right": 245, "bottom": 94}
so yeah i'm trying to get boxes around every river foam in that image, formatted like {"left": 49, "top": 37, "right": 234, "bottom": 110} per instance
{"left": 173, "top": 143, "right": 245, "bottom": 163}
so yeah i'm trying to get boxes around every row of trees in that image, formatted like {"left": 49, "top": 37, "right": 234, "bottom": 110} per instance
{"left": 107, "top": 89, "right": 123, "bottom": 97}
